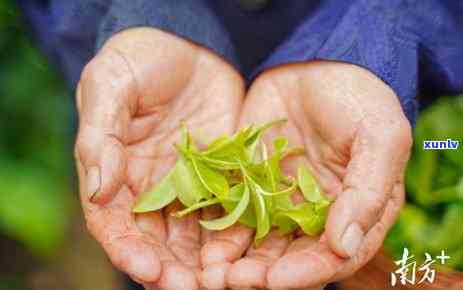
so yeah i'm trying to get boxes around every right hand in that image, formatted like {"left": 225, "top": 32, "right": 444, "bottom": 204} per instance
{"left": 200, "top": 61, "right": 412, "bottom": 290}
{"left": 74, "top": 27, "right": 244, "bottom": 290}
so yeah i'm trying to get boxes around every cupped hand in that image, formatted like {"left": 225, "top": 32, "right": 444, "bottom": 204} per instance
{"left": 74, "top": 28, "right": 244, "bottom": 290}
{"left": 200, "top": 61, "right": 412, "bottom": 290}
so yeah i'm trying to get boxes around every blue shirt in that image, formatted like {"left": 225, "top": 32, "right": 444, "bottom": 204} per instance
{"left": 18, "top": 0, "right": 463, "bottom": 125}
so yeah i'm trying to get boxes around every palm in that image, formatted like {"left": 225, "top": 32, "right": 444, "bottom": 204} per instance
{"left": 231, "top": 64, "right": 349, "bottom": 290}
{"left": 203, "top": 62, "right": 411, "bottom": 290}
{"left": 133, "top": 57, "right": 243, "bottom": 288}
{"left": 75, "top": 28, "right": 243, "bottom": 290}
{"left": 130, "top": 65, "right": 242, "bottom": 290}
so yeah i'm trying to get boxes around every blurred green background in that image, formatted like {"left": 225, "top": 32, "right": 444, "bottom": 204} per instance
{"left": 0, "top": 1, "right": 123, "bottom": 290}
{"left": 0, "top": 0, "right": 461, "bottom": 289}
{"left": 385, "top": 95, "right": 463, "bottom": 269}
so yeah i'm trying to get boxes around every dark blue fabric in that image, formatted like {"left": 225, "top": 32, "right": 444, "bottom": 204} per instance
{"left": 17, "top": 0, "right": 463, "bottom": 124}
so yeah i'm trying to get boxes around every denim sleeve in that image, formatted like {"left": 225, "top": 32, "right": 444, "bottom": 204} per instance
{"left": 97, "top": 0, "right": 240, "bottom": 69}
{"left": 16, "top": 0, "right": 112, "bottom": 88}
{"left": 257, "top": 0, "right": 463, "bottom": 125}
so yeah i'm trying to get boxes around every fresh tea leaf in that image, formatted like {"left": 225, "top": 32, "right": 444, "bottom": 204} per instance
{"left": 191, "top": 156, "right": 229, "bottom": 198}
{"left": 257, "top": 137, "right": 289, "bottom": 192}
{"left": 253, "top": 184, "right": 271, "bottom": 243}
{"left": 298, "top": 164, "right": 326, "bottom": 203}
{"left": 222, "top": 184, "right": 257, "bottom": 228}
{"left": 197, "top": 154, "right": 240, "bottom": 170}
{"left": 200, "top": 184, "right": 250, "bottom": 230}
{"left": 273, "top": 136, "right": 289, "bottom": 153}
{"left": 172, "top": 154, "right": 210, "bottom": 207}
{"left": 173, "top": 198, "right": 221, "bottom": 218}
{"left": 205, "top": 135, "right": 232, "bottom": 153}
{"left": 273, "top": 214, "right": 298, "bottom": 235}
{"left": 274, "top": 202, "right": 327, "bottom": 236}
{"left": 272, "top": 194, "right": 295, "bottom": 211}
{"left": 203, "top": 127, "right": 251, "bottom": 158}
{"left": 130, "top": 118, "right": 334, "bottom": 243}
{"left": 257, "top": 179, "right": 297, "bottom": 196}
{"left": 133, "top": 172, "right": 176, "bottom": 213}
{"left": 245, "top": 118, "right": 287, "bottom": 161}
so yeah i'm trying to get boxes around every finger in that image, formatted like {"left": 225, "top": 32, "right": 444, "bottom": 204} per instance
{"left": 143, "top": 261, "right": 199, "bottom": 290}
{"left": 77, "top": 158, "right": 161, "bottom": 283}
{"left": 200, "top": 224, "right": 253, "bottom": 289}
{"left": 76, "top": 48, "right": 138, "bottom": 204}
{"left": 325, "top": 122, "right": 412, "bottom": 258}
{"left": 154, "top": 202, "right": 202, "bottom": 290}
{"left": 267, "top": 184, "right": 404, "bottom": 289}
{"left": 137, "top": 210, "right": 200, "bottom": 290}
{"left": 226, "top": 230, "right": 291, "bottom": 289}
{"left": 266, "top": 235, "right": 318, "bottom": 289}
{"left": 166, "top": 201, "right": 202, "bottom": 268}
{"left": 135, "top": 211, "right": 176, "bottom": 262}
{"left": 332, "top": 183, "right": 405, "bottom": 281}
{"left": 284, "top": 235, "right": 319, "bottom": 254}
{"left": 201, "top": 205, "right": 224, "bottom": 244}
{"left": 267, "top": 238, "right": 344, "bottom": 289}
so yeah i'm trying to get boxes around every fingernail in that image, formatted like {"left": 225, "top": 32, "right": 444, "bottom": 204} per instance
{"left": 341, "top": 223, "right": 364, "bottom": 257}
{"left": 86, "top": 166, "right": 100, "bottom": 200}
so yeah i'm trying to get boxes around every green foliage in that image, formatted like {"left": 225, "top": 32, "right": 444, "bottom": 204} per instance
{"left": 385, "top": 96, "right": 463, "bottom": 270}
{"left": 0, "top": 274, "right": 25, "bottom": 290}
{"left": 133, "top": 119, "right": 332, "bottom": 245}
{"left": 0, "top": 0, "right": 73, "bottom": 257}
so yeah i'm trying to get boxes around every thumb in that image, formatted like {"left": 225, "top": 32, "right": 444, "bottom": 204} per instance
{"left": 325, "top": 121, "right": 412, "bottom": 258}
{"left": 75, "top": 49, "right": 138, "bottom": 204}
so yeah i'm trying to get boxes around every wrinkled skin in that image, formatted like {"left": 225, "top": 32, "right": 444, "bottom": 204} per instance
{"left": 75, "top": 28, "right": 412, "bottom": 290}
{"left": 75, "top": 28, "right": 244, "bottom": 290}
{"left": 200, "top": 63, "right": 412, "bottom": 290}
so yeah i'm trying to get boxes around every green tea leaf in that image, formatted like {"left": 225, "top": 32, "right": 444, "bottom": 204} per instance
{"left": 273, "top": 136, "right": 288, "bottom": 153}
{"left": 273, "top": 214, "right": 298, "bottom": 235}
{"left": 258, "top": 179, "right": 297, "bottom": 196}
{"left": 262, "top": 143, "right": 278, "bottom": 191}
{"left": 245, "top": 118, "right": 287, "bottom": 147}
{"left": 257, "top": 137, "right": 289, "bottom": 192}
{"left": 297, "top": 164, "right": 326, "bottom": 203}
{"left": 221, "top": 183, "right": 244, "bottom": 202}
{"left": 222, "top": 170, "right": 243, "bottom": 186}
{"left": 172, "top": 154, "right": 210, "bottom": 207}
{"left": 200, "top": 184, "right": 250, "bottom": 230}
{"left": 253, "top": 184, "right": 271, "bottom": 244}
{"left": 130, "top": 118, "right": 334, "bottom": 243}
{"left": 245, "top": 118, "right": 287, "bottom": 161}
{"left": 205, "top": 135, "right": 232, "bottom": 153}
{"left": 180, "top": 122, "right": 197, "bottom": 151}
{"left": 238, "top": 202, "right": 257, "bottom": 228}
{"left": 222, "top": 184, "right": 257, "bottom": 228}
{"left": 191, "top": 156, "right": 229, "bottom": 198}
{"left": 172, "top": 198, "right": 221, "bottom": 217}
{"left": 271, "top": 194, "right": 296, "bottom": 234}
{"left": 204, "top": 127, "right": 250, "bottom": 158}
{"left": 273, "top": 194, "right": 294, "bottom": 211}
{"left": 196, "top": 155, "right": 240, "bottom": 170}
{"left": 274, "top": 202, "right": 327, "bottom": 236}
{"left": 133, "top": 171, "right": 176, "bottom": 213}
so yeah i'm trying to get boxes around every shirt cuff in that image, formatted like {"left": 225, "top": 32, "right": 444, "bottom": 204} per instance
{"left": 96, "top": 0, "right": 240, "bottom": 71}
{"left": 254, "top": 0, "right": 418, "bottom": 125}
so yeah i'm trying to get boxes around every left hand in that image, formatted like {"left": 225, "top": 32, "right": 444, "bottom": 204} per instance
{"left": 74, "top": 28, "right": 245, "bottom": 290}
{"left": 199, "top": 61, "right": 413, "bottom": 289}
